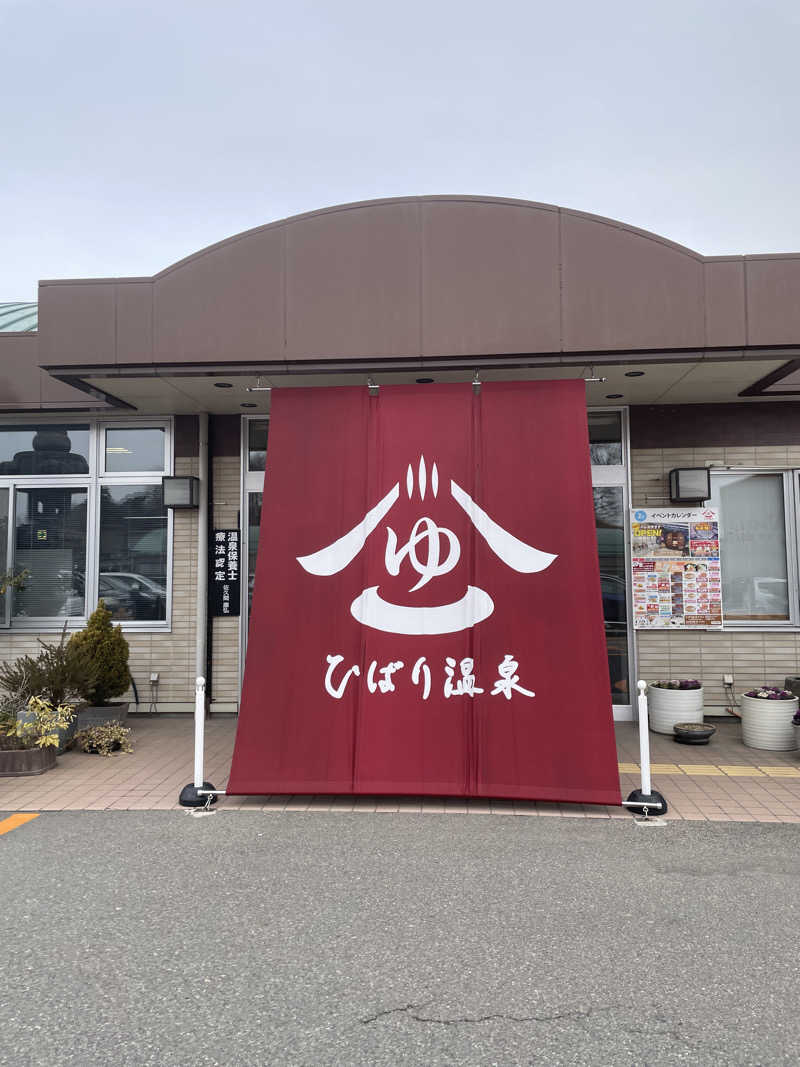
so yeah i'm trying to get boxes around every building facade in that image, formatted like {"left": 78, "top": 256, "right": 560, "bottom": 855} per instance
{"left": 2, "top": 195, "right": 800, "bottom": 721}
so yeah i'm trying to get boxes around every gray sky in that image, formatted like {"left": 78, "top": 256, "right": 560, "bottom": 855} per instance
{"left": 2, "top": 0, "right": 799, "bottom": 300}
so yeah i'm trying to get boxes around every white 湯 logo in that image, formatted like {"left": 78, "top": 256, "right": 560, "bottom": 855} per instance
{"left": 297, "top": 456, "right": 557, "bottom": 635}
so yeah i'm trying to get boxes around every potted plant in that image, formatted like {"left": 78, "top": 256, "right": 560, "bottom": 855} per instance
{"left": 647, "top": 679, "right": 704, "bottom": 734}
{"left": 740, "top": 686, "right": 799, "bottom": 751}
{"left": 0, "top": 695, "right": 76, "bottom": 776}
{"left": 0, "top": 628, "right": 98, "bottom": 753}
{"left": 73, "top": 720, "right": 133, "bottom": 756}
{"left": 68, "top": 601, "right": 131, "bottom": 728}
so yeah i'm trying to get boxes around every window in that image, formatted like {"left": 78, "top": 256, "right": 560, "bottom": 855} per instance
{"left": 98, "top": 485, "right": 168, "bottom": 622}
{"left": 0, "top": 424, "right": 90, "bottom": 475}
{"left": 588, "top": 412, "right": 623, "bottom": 465}
{"left": 104, "top": 426, "right": 165, "bottom": 473}
{"left": 710, "top": 471, "right": 795, "bottom": 625}
{"left": 247, "top": 419, "right": 269, "bottom": 472}
{"left": 12, "top": 487, "right": 88, "bottom": 619}
{"left": 0, "top": 419, "right": 172, "bottom": 629}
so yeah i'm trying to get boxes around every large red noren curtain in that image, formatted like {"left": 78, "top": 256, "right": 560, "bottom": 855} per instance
{"left": 227, "top": 380, "right": 620, "bottom": 804}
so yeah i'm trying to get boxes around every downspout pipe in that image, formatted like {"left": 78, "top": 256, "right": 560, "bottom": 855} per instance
{"left": 195, "top": 412, "right": 209, "bottom": 697}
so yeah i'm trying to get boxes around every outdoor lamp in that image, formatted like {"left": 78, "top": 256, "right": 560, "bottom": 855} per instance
{"left": 162, "top": 475, "right": 200, "bottom": 508}
{"left": 668, "top": 467, "right": 711, "bottom": 504}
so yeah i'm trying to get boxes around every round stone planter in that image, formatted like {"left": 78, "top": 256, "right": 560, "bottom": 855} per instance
{"left": 74, "top": 702, "right": 129, "bottom": 729}
{"left": 673, "top": 722, "right": 716, "bottom": 745}
{"left": 740, "top": 694, "right": 799, "bottom": 751}
{"left": 0, "top": 746, "right": 57, "bottom": 777}
{"left": 647, "top": 686, "right": 704, "bottom": 734}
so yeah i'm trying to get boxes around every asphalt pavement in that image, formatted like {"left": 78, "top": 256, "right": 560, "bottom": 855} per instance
{"left": 2, "top": 810, "right": 800, "bottom": 1066}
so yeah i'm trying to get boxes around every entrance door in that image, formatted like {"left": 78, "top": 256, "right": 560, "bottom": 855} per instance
{"left": 589, "top": 410, "right": 633, "bottom": 718}
{"left": 594, "top": 486, "right": 630, "bottom": 707}
{"left": 241, "top": 418, "right": 268, "bottom": 674}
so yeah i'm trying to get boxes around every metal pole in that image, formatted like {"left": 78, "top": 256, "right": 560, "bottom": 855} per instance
{"left": 637, "top": 680, "right": 652, "bottom": 797}
{"left": 193, "top": 676, "right": 205, "bottom": 790}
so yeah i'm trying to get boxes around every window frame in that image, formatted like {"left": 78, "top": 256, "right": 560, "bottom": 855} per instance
{"left": 0, "top": 415, "right": 173, "bottom": 632}
{"left": 708, "top": 466, "right": 800, "bottom": 631}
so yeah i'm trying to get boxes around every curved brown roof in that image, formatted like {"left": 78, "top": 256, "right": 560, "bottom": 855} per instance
{"left": 37, "top": 196, "right": 800, "bottom": 369}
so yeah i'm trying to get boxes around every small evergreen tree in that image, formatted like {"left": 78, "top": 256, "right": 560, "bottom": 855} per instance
{"left": 68, "top": 600, "right": 130, "bottom": 706}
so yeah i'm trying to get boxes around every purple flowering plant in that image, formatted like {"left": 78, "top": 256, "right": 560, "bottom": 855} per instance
{"left": 651, "top": 679, "right": 702, "bottom": 690}
{"left": 744, "top": 686, "right": 795, "bottom": 700}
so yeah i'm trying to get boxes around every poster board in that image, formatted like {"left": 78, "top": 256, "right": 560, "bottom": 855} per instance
{"left": 631, "top": 507, "right": 722, "bottom": 629}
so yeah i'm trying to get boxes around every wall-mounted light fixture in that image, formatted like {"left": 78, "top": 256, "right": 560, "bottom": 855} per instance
{"left": 162, "top": 475, "right": 200, "bottom": 509}
{"left": 668, "top": 468, "right": 711, "bottom": 504}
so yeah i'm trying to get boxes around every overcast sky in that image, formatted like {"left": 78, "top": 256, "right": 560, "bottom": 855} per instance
{"left": 2, "top": 0, "right": 799, "bottom": 300}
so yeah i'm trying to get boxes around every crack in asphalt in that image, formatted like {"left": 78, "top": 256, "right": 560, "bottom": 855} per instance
{"left": 360, "top": 1003, "right": 610, "bottom": 1027}
{"left": 360, "top": 1003, "right": 735, "bottom": 1059}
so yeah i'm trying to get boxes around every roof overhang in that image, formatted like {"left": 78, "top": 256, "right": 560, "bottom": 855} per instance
{"left": 43, "top": 347, "right": 800, "bottom": 415}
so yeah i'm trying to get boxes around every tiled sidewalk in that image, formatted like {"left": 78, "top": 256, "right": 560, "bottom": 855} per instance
{"left": 2, "top": 715, "right": 800, "bottom": 822}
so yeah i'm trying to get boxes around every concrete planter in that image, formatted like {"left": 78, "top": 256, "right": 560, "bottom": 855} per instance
{"left": 75, "top": 702, "right": 130, "bottom": 729}
{"left": 0, "top": 746, "right": 57, "bottom": 777}
{"left": 740, "top": 695, "right": 799, "bottom": 751}
{"left": 647, "top": 686, "right": 704, "bottom": 734}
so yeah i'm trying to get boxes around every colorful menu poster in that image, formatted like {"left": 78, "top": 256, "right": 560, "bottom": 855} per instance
{"left": 631, "top": 507, "right": 723, "bottom": 629}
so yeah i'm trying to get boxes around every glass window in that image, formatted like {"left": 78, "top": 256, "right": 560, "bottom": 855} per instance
{"left": 247, "top": 492, "right": 262, "bottom": 617}
{"left": 105, "top": 427, "right": 165, "bottom": 472}
{"left": 0, "top": 487, "right": 8, "bottom": 622}
{"left": 711, "top": 472, "right": 791, "bottom": 622}
{"left": 98, "top": 485, "right": 168, "bottom": 621}
{"left": 247, "top": 420, "right": 269, "bottom": 472}
{"left": 0, "top": 425, "right": 90, "bottom": 475}
{"left": 588, "top": 412, "right": 622, "bottom": 465}
{"left": 594, "top": 486, "right": 629, "bottom": 704}
{"left": 12, "top": 487, "right": 88, "bottom": 618}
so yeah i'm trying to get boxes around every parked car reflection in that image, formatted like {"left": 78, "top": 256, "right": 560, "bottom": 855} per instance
{"left": 59, "top": 572, "right": 166, "bottom": 621}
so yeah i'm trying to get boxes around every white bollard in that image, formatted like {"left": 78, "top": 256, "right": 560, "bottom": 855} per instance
{"left": 621, "top": 680, "right": 667, "bottom": 817}
{"left": 193, "top": 676, "right": 206, "bottom": 790}
{"left": 637, "top": 679, "right": 652, "bottom": 798}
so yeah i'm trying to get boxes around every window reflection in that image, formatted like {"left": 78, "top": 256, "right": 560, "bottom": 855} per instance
{"left": 588, "top": 412, "right": 622, "bottom": 465}
{"left": 248, "top": 420, "right": 269, "bottom": 472}
{"left": 0, "top": 425, "right": 89, "bottom": 475}
{"left": 594, "top": 486, "right": 629, "bottom": 704}
{"left": 99, "top": 485, "right": 168, "bottom": 621}
{"left": 248, "top": 492, "right": 262, "bottom": 617}
{"left": 13, "top": 487, "right": 88, "bottom": 617}
{"left": 711, "top": 473, "right": 790, "bottom": 621}
{"left": 105, "top": 427, "right": 165, "bottom": 472}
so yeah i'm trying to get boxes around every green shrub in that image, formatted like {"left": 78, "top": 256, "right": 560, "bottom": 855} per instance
{"left": 0, "top": 626, "right": 98, "bottom": 707}
{"left": 73, "top": 720, "right": 133, "bottom": 756}
{"left": 68, "top": 601, "right": 130, "bottom": 706}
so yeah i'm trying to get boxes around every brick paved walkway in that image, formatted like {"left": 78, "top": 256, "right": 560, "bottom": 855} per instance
{"left": 2, "top": 715, "right": 800, "bottom": 821}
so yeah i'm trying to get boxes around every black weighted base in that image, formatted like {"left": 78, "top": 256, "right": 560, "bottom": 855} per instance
{"left": 179, "top": 781, "right": 218, "bottom": 807}
{"left": 626, "top": 788, "right": 668, "bottom": 817}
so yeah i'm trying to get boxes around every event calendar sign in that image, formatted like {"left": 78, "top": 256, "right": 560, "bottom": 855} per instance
{"left": 227, "top": 381, "right": 620, "bottom": 804}
{"left": 631, "top": 507, "right": 722, "bottom": 629}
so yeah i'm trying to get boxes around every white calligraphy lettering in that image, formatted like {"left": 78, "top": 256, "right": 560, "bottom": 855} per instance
{"left": 411, "top": 656, "right": 431, "bottom": 700}
{"left": 444, "top": 656, "right": 484, "bottom": 698}
{"left": 490, "top": 654, "right": 535, "bottom": 700}
{"left": 324, "top": 654, "right": 361, "bottom": 700}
